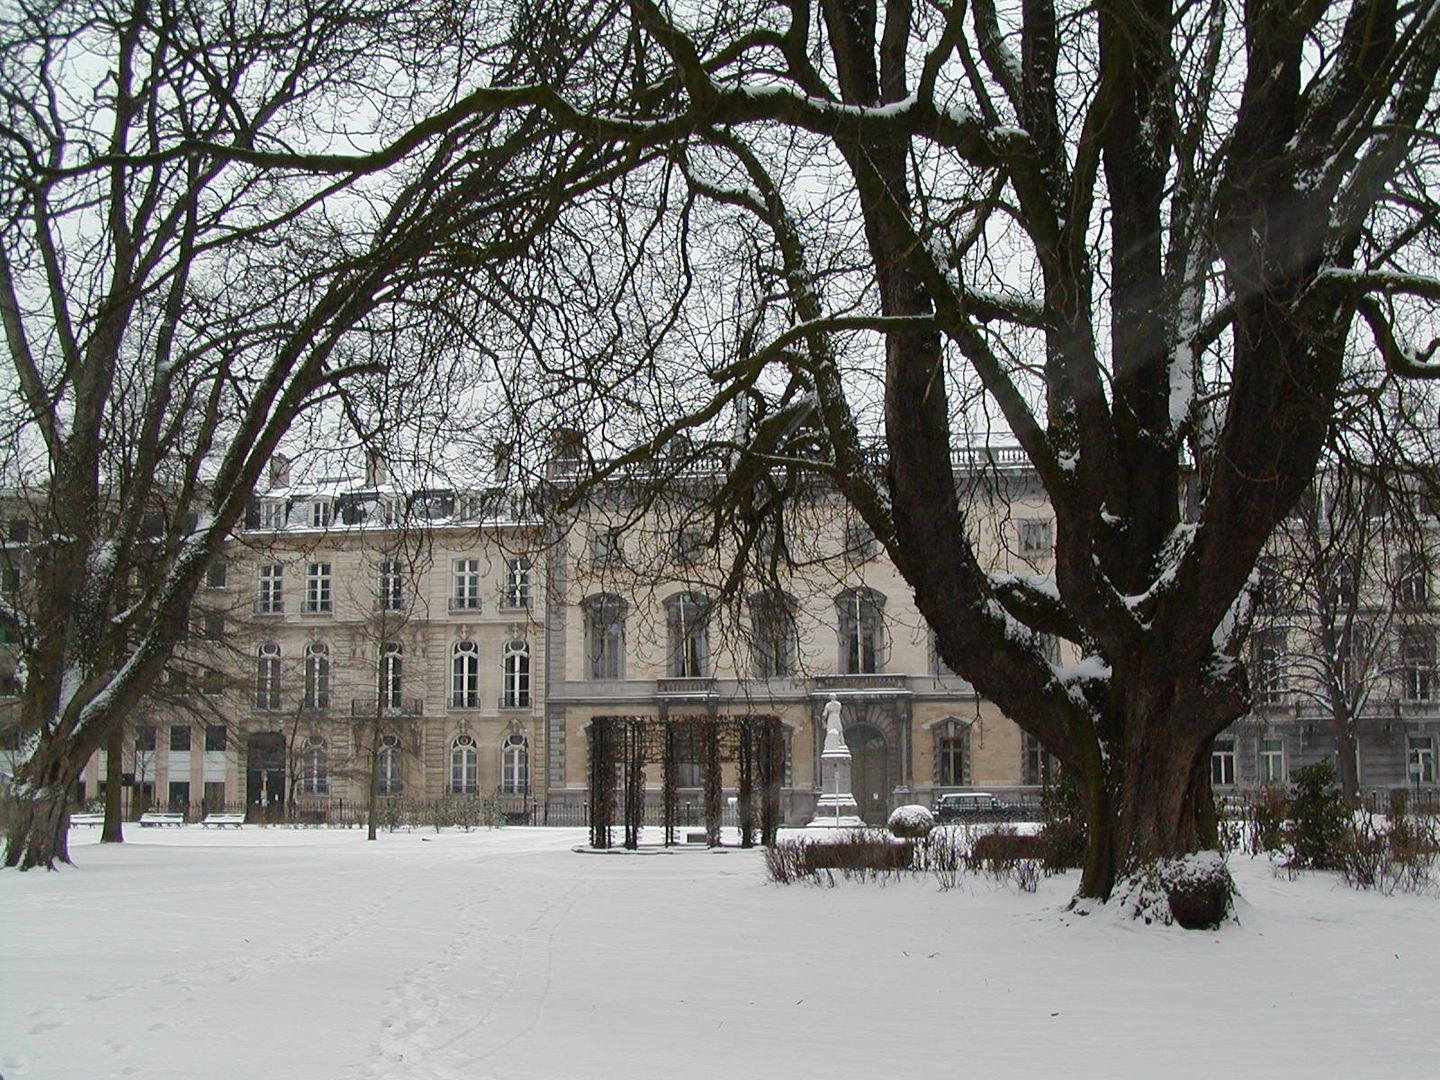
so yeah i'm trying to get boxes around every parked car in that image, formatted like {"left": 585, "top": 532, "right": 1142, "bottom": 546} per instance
{"left": 932, "top": 792, "right": 1019, "bottom": 822}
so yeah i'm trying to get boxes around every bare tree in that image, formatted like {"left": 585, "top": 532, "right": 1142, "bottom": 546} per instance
{"left": 1259, "top": 462, "right": 1438, "bottom": 802}
{"left": 0, "top": 0, "right": 604, "bottom": 868}
{"left": 453, "top": 0, "right": 1440, "bottom": 922}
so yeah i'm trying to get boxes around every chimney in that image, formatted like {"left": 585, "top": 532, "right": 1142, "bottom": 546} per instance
{"left": 268, "top": 454, "right": 291, "bottom": 489}
{"left": 492, "top": 442, "right": 513, "bottom": 485}
{"left": 365, "top": 449, "right": 387, "bottom": 488}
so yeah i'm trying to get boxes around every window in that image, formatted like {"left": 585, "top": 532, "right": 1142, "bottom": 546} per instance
{"left": 259, "top": 500, "right": 286, "bottom": 529}
{"left": 304, "top": 563, "right": 332, "bottom": 613}
{"left": 1022, "top": 731, "right": 1057, "bottom": 786}
{"left": 201, "top": 670, "right": 225, "bottom": 697}
{"left": 167, "top": 781, "right": 190, "bottom": 812}
{"left": 300, "top": 735, "right": 329, "bottom": 794}
{"left": 665, "top": 593, "right": 710, "bottom": 678}
{"left": 1409, "top": 735, "right": 1436, "bottom": 785}
{"left": 134, "top": 725, "right": 156, "bottom": 753}
{"left": 376, "top": 733, "right": 402, "bottom": 795}
{"left": 1259, "top": 736, "right": 1286, "bottom": 785}
{"left": 256, "top": 564, "right": 284, "bottom": 614}
{"left": 450, "top": 734, "right": 478, "bottom": 794}
{"left": 843, "top": 519, "right": 876, "bottom": 562}
{"left": 451, "top": 640, "right": 480, "bottom": 708}
{"left": 749, "top": 592, "right": 797, "bottom": 678}
{"left": 589, "top": 527, "right": 623, "bottom": 566}
{"left": 1252, "top": 629, "right": 1287, "bottom": 704}
{"left": 200, "top": 612, "right": 225, "bottom": 640}
{"left": 304, "top": 642, "right": 331, "bottom": 710}
{"left": 1211, "top": 738, "right": 1236, "bottom": 786}
{"left": 674, "top": 528, "right": 706, "bottom": 566}
{"left": 165, "top": 668, "right": 190, "bottom": 695}
{"left": 837, "top": 588, "right": 885, "bottom": 674}
{"left": 169, "top": 725, "right": 191, "bottom": 753}
{"left": 1, "top": 564, "right": 19, "bottom": 597}
{"left": 376, "top": 560, "right": 404, "bottom": 611}
{"left": 502, "top": 557, "right": 532, "bottom": 609}
{"left": 380, "top": 642, "right": 403, "bottom": 709}
{"left": 309, "top": 500, "right": 333, "bottom": 528}
{"left": 1020, "top": 519, "right": 1053, "bottom": 558}
{"left": 933, "top": 719, "right": 971, "bottom": 786}
{"left": 583, "top": 594, "right": 626, "bottom": 679}
{"left": 205, "top": 559, "right": 228, "bottom": 589}
{"left": 1397, "top": 553, "right": 1429, "bottom": 609}
{"left": 451, "top": 559, "right": 482, "bottom": 610}
{"left": 1338, "top": 621, "right": 1373, "bottom": 691}
{"left": 255, "top": 643, "right": 282, "bottom": 710}
{"left": 501, "top": 733, "right": 529, "bottom": 795}
{"left": 502, "top": 640, "right": 530, "bottom": 708}
{"left": 7, "top": 518, "right": 29, "bottom": 543}
{"left": 1401, "top": 627, "right": 1434, "bottom": 702}
{"left": 205, "top": 724, "right": 226, "bottom": 752}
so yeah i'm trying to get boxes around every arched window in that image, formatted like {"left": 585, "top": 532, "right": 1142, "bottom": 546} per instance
{"left": 664, "top": 592, "right": 710, "bottom": 678}
{"left": 502, "top": 640, "right": 530, "bottom": 708}
{"left": 376, "top": 733, "right": 402, "bottom": 795}
{"left": 582, "top": 594, "right": 627, "bottom": 680}
{"left": 379, "top": 642, "right": 403, "bottom": 709}
{"left": 836, "top": 588, "right": 886, "bottom": 674}
{"left": 932, "top": 718, "right": 971, "bottom": 787}
{"left": 450, "top": 733, "right": 478, "bottom": 795}
{"left": 255, "top": 643, "right": 281, "bottom": 710}
{"left": 749, "top": 591, "right": 797, "bottom": 678}
{"left": 501, "top": 733, "right": 529, "bottom": 795}
{"left": 451, "top": 640, "right": 479, "bottom": 708}
{"left": 303, "top": 642, "right": 330, "bottom": 710}
{"left": 300, "top": 735, "right": 329, "bottom": 794}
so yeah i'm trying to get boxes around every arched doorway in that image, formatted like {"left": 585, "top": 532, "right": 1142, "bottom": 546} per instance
{"left": 848, "top": 723, "right": 890, "bottom": 824}
{"left": 245, "top": 731, "right": 286, "bottom": 822}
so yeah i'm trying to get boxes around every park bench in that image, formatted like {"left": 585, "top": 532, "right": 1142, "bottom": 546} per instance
{"left": 138, "top": 811, "right": 186, "bottom": 827}
{"left": 200, "top": 813, "right": 245, "bottom": 829}
{"left": 69, "top": 813, "right": 104, "bottom": 827}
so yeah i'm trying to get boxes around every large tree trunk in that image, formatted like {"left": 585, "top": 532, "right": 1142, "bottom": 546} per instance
{"left": 4, "top": 787, "right": 72, "bottom": 870}
{"left": 1335, "top": 718, "right": 1361, "bottom": 806}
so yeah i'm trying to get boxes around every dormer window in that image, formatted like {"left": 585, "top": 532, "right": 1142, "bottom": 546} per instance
{"left": 260, "top": 500, "right": 286, "bottom": 529}
{"left": 310, "top": 500, "right": 333, "bottom": 528}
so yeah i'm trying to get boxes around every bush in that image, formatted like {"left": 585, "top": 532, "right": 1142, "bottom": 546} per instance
{"left": 1339, "top": 797, "right": 1439, "bottom": 894}
{"left": 1285, "top": 761, "right": 1349, "bottom": 870}
{"left": 764, "top": 830, "right": 915, "bottom": 885}
{"left": 969, "top": 828, "right": 1045, "bottom": 878}
{"left": 1247, "top": 787, "right": 1287, "bottom": 855}
{"left": 1039, "top": 816, "right": 1087, "bottom": 872}
{"left": 887, "top": 804, "right": 935, "bottom": 838}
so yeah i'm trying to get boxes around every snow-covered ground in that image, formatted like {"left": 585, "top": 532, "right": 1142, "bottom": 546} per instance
{"left": 2, "top": 825, "right": 1436, "bottom": 1079}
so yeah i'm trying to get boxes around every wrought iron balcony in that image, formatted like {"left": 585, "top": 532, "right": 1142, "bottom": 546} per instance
{"left": 350, "top": 697, "right": 424, "bottom": 717}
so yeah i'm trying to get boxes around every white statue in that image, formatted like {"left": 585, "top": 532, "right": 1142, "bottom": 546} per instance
{"left": 822, "top": 694, "right": 847, "bottom": 753}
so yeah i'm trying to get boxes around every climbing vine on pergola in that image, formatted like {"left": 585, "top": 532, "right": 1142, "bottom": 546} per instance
{"left": 586, "top": 715, "right": 783, "bottom": 850}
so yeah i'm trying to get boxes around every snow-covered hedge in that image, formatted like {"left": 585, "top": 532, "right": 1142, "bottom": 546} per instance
{"left": 888, "top": 804, "right": 935, "bottom": 838}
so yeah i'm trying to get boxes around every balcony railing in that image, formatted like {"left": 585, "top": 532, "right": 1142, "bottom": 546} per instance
{"left": 813, "top": 674, "right": 908, "bottom": 693}
{"left": 656, "top": 677, "right": 717, "bottom": 697}
{"left": 351, "top": 697, "right": 424, "bottom": 717}
{"left": 448, "top": 596, "right": 483, "bottom": 613}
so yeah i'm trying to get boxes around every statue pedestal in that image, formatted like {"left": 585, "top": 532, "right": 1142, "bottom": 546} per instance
{"left": 807, "top": 747, "right": 863, "bottom": 828}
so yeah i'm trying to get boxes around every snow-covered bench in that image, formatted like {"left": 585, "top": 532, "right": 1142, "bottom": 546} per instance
{"left": 200, "top": 813, "right": 245, "bottom": 829}
{"left": 69, "top": 813, "right": 104, "bottom": 827}
{"left": 138, "top": 811, "right": 186, "bottom": 827}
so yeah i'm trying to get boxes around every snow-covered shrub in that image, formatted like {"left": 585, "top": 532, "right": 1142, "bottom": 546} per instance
{"left": 1339, "top": 797, "right": 1439, "bottom": 894}
{"left": 1119, "top": 851, "right": 1234, "bottom": 928}
{"left": 887, "top": 804, "right": 935, "bottom": 838}
{"left": 920, "top": 826, "right": 968, "bottom": 890}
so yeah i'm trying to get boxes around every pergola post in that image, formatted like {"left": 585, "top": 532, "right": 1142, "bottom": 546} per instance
{"left": 758, "top": 717, "right": 783, "bottom": 846}
{"left": 702, "top": 720, "right": 722, "bottom": 847}
{"left": 588, "top": 718, "right": 617, "bottom": 849}
{"left": 662, "top": 723, "right": 679, "bottom": 847}
{"left": 624, "top": 718, "right": 646, "bottom": 850}
{"left": 737, "top": 719, "right": 756, "bottom": 848}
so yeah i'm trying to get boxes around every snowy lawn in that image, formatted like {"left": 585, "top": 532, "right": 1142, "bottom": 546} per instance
{"left": 2, "top": 825, "right": 1436, "bottom": 1079}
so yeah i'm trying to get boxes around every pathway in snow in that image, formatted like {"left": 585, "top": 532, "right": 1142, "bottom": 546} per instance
{"left": 2, "top": 826, "right": 1437, "bottom": 1079}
